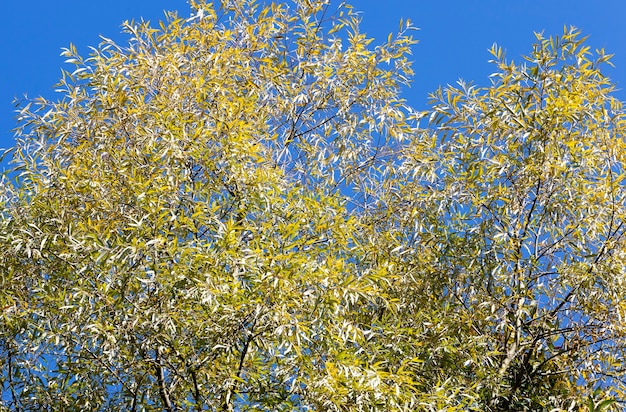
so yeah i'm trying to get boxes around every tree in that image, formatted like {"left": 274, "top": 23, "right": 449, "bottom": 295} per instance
{"left": 380, "top": 28, "right": 626, "bottom": 409}
{"left": 1, "top": 0, "right": 417, "bottom": 410}
{"left": 0, "top": 0, "right": 625, "bottom": 410}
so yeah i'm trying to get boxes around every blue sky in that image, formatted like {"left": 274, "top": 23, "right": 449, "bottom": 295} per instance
{"left": 1, "top": 0, "right": 625, "bottom": 150}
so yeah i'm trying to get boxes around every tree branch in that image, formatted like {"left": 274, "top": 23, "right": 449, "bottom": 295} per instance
{"left": 155, "top": 347, "right": 175, "bottom": 412}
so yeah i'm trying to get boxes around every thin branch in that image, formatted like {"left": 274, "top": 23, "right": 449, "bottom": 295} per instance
{"left": 191, "top": 369, "right": 202, "bottom": 412}
{"left": 222, "top": 312, "right": 259, "bottom": 411}
{"left": 6, "top": 341, "right": 22, "bottom": 412}
{"left": 155, "top": 347, "right": 175, "bottom": 412}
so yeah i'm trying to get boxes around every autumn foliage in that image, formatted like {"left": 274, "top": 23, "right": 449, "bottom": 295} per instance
{"left": 1, "top": 0, "right": 625, "bottom": 410}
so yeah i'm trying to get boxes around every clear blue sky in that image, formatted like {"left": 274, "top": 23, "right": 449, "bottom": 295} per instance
{"left": 2, "top": 1, "right": 625, "bottom": 149}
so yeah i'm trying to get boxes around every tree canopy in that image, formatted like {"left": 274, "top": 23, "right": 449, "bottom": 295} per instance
{"left": 1, "top": 0, "right": 625, "bottom": 410}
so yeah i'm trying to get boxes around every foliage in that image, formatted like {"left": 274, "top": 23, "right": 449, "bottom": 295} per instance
{"left": 389, "top": 28, "right": 626, "bottom": 409}
{"left": 1, "top": 0, "right": 416, "bottom": 410}
{"left": 0, "top": 0, "right": 625, "bottom": 410}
